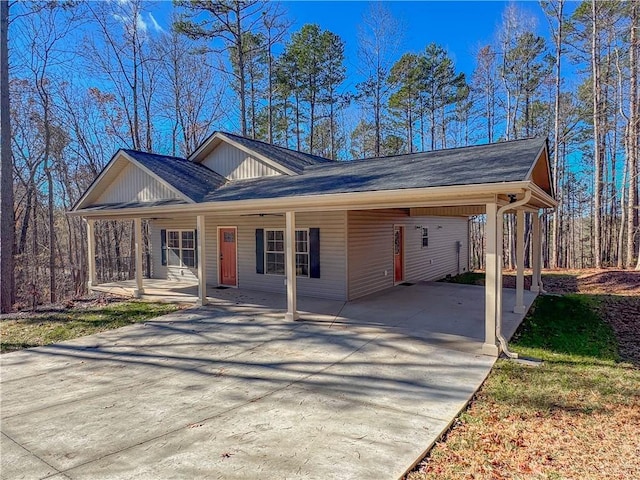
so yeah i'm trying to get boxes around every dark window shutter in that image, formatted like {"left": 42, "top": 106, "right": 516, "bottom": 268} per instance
{"left": 161, "top": 229, "right": 167, "bottom": 266}
{"left": 194, "top": 229, "right": 198, "bottom": 265}
{"left": 255, "top": 229, "right": 264, "bottom": 274}
{"left": 310, "top": 228, "right": 320, "bottom": 279}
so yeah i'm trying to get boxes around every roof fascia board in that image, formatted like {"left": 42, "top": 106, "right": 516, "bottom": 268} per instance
{"left": 190, "top": 132, "right": 297, "bottom": 176}
{"left": 187, "top": 131, "right": 218, "bottom": 162}
{"left": 72, "top": 151, "right": 123, "bottom": 211}
{"left": 529, "top": 182, "right": 558, "bottom": 208}
{"left": 525, "top": 140, "right": 554, "bottom": 198}
{"left": 72, "top": 150, "right": 195, "bottom": 212}
{"left": 69, "top": 181, "right": 530, "bottom": 218}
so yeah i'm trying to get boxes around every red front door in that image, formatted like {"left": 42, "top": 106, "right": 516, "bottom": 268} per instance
{"left": 394, "top": 226, "right": 404, "bottom": 283}
{"left": 219, "top": 228, "right": 237, "bottom": 286}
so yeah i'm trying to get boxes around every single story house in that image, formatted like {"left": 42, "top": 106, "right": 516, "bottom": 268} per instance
{"left": 70, "top": 131, "right": 556, "bottom": 356}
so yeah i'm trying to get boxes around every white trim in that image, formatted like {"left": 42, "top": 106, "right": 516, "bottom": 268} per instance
{"left": 392, "top": 224, "right": 405, "bottom": 285}
{"left": 133, "top": 218, "right": 144, "bottom": 297}
{"left": 216, "top": 226, "right": 238, "bottom": 287}
{"left": 86, "top": 219, "right": 97, "bottom": 289}
{"left": 420, "top": 226, "right": 429, "bottom": 249}
{"left": 122, "top": 152, "right": 195, "bottom": 204}
{"left": 165, "top": 229, "right": 197, "bottom": 269}
{"left": 263, "top": 228, "right": 310, "bottom": 277}
{"left": 197, "top": 215, "right": 208, "bottom": 305}
{"left": 285, "top": 211, "right": 299, "bottom": 321}
{"left": 343, "top": 211, "right": 350, "bottom": 301}
{"left": 73, "top": 150, "right": 193, "bottom": 211}
{"left": 524, "top": 142, "right": 554, "bottom": 199}
{"left": 189, "top": 132, "right": 297, "bottom": 176}
{"left": 70, "top": 181, "right": 541, "bottom": 219}
{"left": 73, "top": 154, "right": 124, "bottom": 211}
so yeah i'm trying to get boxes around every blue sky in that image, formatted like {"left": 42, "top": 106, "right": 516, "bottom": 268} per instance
{"left": 152, "top": 0, "right": 579, "bottom": 86}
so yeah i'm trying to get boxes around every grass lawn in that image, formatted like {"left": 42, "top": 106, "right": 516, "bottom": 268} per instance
{"left": 0, "top": 301, "right": 180, "bottom": 353}
{"left": 407, "top": 290, "right": 640, "bottom": 479}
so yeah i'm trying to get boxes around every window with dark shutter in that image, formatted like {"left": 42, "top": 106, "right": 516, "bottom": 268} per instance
{"left": 309, "top": 228, "right": 320, "bottom": 279}
{"left": 161, "top": 229, "right": 167, "bottom": 266}
{"left": 255, "top": 228, "right": 264, "bottom": 274}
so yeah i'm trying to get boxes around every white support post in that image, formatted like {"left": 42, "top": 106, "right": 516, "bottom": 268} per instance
{"left": 133, "top": 218, "right": 144, "bottom": 298}
{"left": 514, "top": 210, "right": 526, "bottom": 314}
{"left": 531, "top": 211, "right": 541, "bottom": 293}
{"left": 536, "top": 213, "right": 545, "bottom": 292}
{"left": 197, "top": 215, "right": 207, "bottom": 306}
{"left": 483, "top": 203, "right": 499, "bottom": 356}
{"left": 284, "top": 210, "right": 299, "bottom": 321}
{"left": 86, "top": 219, "right": 97, "bottom": 290}
{"left": 495, "top": 206, "right": 504, "bottom": 347}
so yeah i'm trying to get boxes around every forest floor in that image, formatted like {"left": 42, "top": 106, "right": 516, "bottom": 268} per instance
{"left": 409, "top": 269, "right": 640, "bottom": 479}
{"left": 0, "top": 294, "right": 182, "bottom": 353}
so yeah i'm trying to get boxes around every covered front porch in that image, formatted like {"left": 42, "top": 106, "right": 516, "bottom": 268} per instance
{"left": 91, "top": 279, "right": 537, "bottom": 355}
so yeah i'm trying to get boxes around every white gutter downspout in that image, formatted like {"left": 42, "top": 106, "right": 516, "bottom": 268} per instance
{"left": 495, "top": 189, "right": 532, "bottom": 359}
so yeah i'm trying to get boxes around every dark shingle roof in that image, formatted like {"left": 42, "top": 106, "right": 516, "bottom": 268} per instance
{"left": 123, "top": 149, "right": 226, "bottom": 203}
{"left": 220, "top": 132, "right": 335, "bottom": 174}
{"left": 202, "top": 137, "right": 546, "bottom": 203}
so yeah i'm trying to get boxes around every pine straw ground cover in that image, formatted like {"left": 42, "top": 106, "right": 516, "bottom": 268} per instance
{"left": 409, "top": 271, "right": 640, "bottom": 480}
{"left": 0, "top": 295, "right": 181, "bottom": 353}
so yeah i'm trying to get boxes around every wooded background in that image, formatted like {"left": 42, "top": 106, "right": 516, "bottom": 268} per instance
{"left": 0, "top": 0, "right": 638, "bottom": 313}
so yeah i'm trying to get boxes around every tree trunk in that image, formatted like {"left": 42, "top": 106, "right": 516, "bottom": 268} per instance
{"left": 627, "top": 1, "right": 638, "bottom": 268}
{"left": 0, "top": 0, "right": 14, "bottom": 312}
{"left": 592, "top": 0, "right": 602, "bottom": 269}
{"left": 235, "top": 5, "right": 247, "bottom": 136}
{"left": 551, "top": 0, "right": 564, "bottom": 269}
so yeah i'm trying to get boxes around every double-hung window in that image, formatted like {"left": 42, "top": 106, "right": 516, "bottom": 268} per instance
{"left": 265, "top": 229, "right": 309, "bottom": 277}
{"left": 166, "top": 230, "right": 196, "bottom": 268}
{"left": 421, "top": 227, "right": 429, "bottom": 248}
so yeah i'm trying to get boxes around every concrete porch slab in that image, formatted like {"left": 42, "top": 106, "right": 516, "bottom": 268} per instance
{"left": 2, "top": 282, "right": 536, "bottom": 479}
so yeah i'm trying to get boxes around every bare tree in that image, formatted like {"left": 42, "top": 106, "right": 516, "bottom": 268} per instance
{"left": 542, "top": 0, "right": 565, "bottom": 269}
{"left": 472, "top": 45, "right": 498, "bottom": 143}
{"left": 590, "top": 0, "right": 604, "bottom": 268}
{"left": 356, "top": 3, "right": 403, "bottom": 156}
{"left": 14, "top": 3, "right": 77, "bottom": 303}
{"left": 155, "top": 24, "right": 225, "bottom": 156}
{"left": 627, "top": 1, "right": 639, "bottom": 269}
{"left": 175, "top": 0, "right": 267, "bottom": 137}
{"left": 85, "top": 0, "right": 157, "bottom": 151}
{"left": 0, "top": 0, "right": 14, "bottom": 312}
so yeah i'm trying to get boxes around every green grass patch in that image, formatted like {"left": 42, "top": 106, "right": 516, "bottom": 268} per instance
{"left": 483, "top": 294, "right": 635, "bottom": 417}
{"left": 439, "top": 271, "right": 485, "bottom": 285}
{"left": 0, "top": 301, "right": 179, "bottom": 353}
{"left": 512, "top": 294, "right": 618, "bottom": 363}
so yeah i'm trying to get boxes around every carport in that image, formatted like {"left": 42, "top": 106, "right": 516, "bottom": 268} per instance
{"left": 71, "top": 136, "right": 557, "bottom": 358}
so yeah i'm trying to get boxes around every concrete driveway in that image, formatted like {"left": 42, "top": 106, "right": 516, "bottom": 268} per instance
{"left": 1, "top": 283, "right": 535, "bottom": 479}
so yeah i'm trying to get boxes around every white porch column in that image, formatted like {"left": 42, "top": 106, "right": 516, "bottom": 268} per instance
{"left": 495, "top": 206, "right": 505, "bottom": 347}
{"left": 531, "top": 211, "right": 541, "bottom": 293}
{"left": 514, "top": 209, "right": 526, "bottom": 314}
{"left": 483, "top": 202, "right": 499, "bottom": 356}
{"left": 285, "top": 210, "right": 299, "bottom": 321}
{"left": 86, "top": 219, "right": 97, "bottom": 290}
{"left": 197, "top": 215, "right": 208, "bottom": 306}
{"left": 133, "top": 217, "right": 144, "bottom": 298}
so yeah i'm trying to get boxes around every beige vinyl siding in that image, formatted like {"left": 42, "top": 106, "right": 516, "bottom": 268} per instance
{"left": 200, "top": 142, "right": 285, "bottom": 180}
{"left": 347, "top": 210, "right": 469, "bottom": 300}
{"left": 95, "top": 162, "right": 181, "bottom": 205}
{"left": 149, "top": 211, "right": 347, "bottom": 300}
